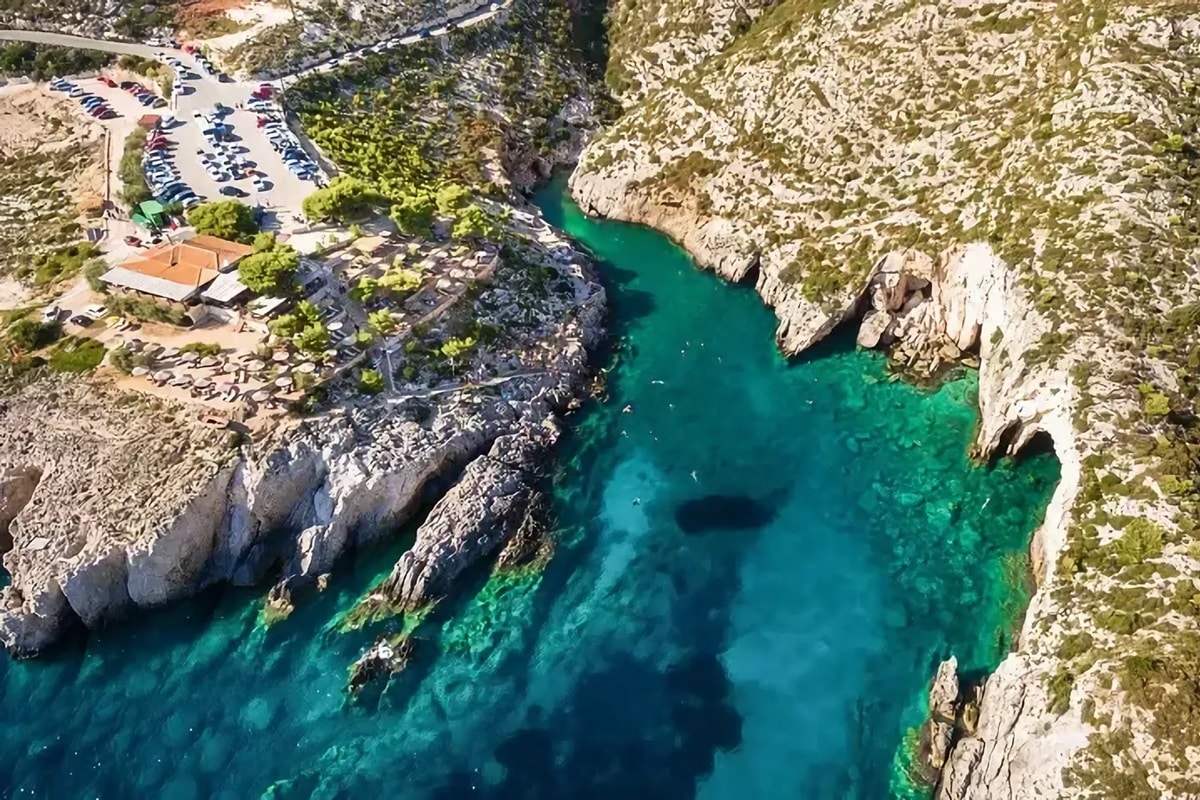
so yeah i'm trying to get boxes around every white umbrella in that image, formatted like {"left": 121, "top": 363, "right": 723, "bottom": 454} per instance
{"left": 222, "top": 362, "right": 240, "bottom": 373}
{"left": 194, "top": 377, "right": 213, "bottom": 390}
{"left": 160, "top": 347, "right": 180, "bottom": 359}
{"left": 297, "top": 362, "right": 316, "bottom": 374}
{"left": 153, "top": 370, "right": 172, "bottom": 383}
{"left": 272, "top": 351, "right": 289, "bottom": 363}
{"left": 248, "top": 359, "right": 267, "bottom": 371}
{"left": 131, "top": 366, "right": 149, "bottom": 377}
{"left": 274, "top": 376, "right": 293, "bottom": 389}
{"left": 251, "top": 389, "right": 273, "bottom": 402}
{"left": 198, "top": 356, "right": 219, "bottom": 368}
{"left": 179, "top": 351, "right": 199, "bottom": 364}
{"left": 327, "top": 321, "right": 344, "bottom": 332}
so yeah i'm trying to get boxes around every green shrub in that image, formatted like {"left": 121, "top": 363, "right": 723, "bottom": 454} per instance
{"left": 7, "top": 318, "right": 60, "bottom": 351}
{"left": 179, "top": 342, "right": 221, "bottom": 358}
{"left": 1112, "top": 519, "right": 1165, "bottom": 566}
{"left": 49, "top": 338, "right": 105, "bottom": 373}
{"left": 359, "top": 368, "right": 384, "bottom": 394}
{"left": 1143, "top": 392, "right": 1170, "bottom": 417}
{"left": 1046, "top": 668, "right": 1075, "bottom": 715}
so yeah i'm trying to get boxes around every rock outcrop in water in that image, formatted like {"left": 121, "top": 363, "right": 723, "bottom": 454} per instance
{"left": 571, "top": 0, "right": 1200, "bottom": 794}
{"left": 0, "top": 220, "right": 605, "bottom": 658}
{"left": 374, "top": 429, "right": 553, "bottom": 612}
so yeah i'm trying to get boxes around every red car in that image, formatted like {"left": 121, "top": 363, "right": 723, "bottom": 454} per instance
{"left": 99, "top": 75, "right": 116, "bottom": 87}
{"left": 183, "top": 44, "right": 197, "bottom": 54}
{"left": 124, "top": 235, "right": 143, "bottom": 247}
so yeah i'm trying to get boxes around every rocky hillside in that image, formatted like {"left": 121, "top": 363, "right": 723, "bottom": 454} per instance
{"left": 604, "top": 0, "right": 775, "bottom": 103}
{"left": 572, "top": 0, "right": 1200, "bottom": 797}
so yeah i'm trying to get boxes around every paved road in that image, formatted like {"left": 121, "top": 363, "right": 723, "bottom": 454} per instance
{"left": 0, "top": 0, "right": 511, "bottom": 83}
{"left": 280, "top": 0, "right": 512, "bottom": 82}
{"left": 0, "top": 29, "right": 166, "bottom": 58}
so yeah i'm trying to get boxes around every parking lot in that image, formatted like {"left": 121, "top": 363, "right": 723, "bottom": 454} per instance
{"left": 49, "top": 52, "right": 325, "bottom": 228}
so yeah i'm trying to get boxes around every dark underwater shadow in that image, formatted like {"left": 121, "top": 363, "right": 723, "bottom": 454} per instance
{"left": 427, "top": 649, "right": 742, "bottom": 800}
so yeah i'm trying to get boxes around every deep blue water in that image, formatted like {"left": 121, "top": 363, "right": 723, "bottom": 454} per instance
{"left": 0, "top": 180, "right": 1058, "bottom": 799}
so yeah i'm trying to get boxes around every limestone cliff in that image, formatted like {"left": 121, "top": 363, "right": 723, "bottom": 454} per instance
{"left": 0, "top": 218, "right": 605, "bottom": 658}
{"left": 572, "top": 0, "right": 1200, "bottom": 795}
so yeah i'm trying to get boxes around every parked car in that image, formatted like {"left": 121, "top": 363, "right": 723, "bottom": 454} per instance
{"left": 42, "top": 306, "right": 60, "bottom": 322}
{"left": 219, "top": 186, "right": 248, "bottom": 197}
{"left": 99, "top": 75, "right": 116, "bottom": 87}
{"left": 124, "top": 235, "right": 143, "bottom": 247}
{"left": 69, "top": 315, "right": 93, "bottom": 327}
{"left": 83, "top": 304, "right": 108, "bottom": 320}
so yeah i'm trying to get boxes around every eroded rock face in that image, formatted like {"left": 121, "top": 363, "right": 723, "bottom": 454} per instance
{"left": 376, "top": 429, "right": 553, "bottom": 612}
{"left": 924, "top": 657, "right": 961, "bottom": 775}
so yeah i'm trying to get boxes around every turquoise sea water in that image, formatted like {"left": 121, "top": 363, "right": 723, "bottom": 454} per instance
{"left": 0, "top": 181, "right": 1058, "bottom": 799}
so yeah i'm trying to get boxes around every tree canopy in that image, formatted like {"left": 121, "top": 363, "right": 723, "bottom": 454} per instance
{"left": 8, "top": 319, "right": 60, "bottom": 351}
{"left": 367, "top": 309, "right": 397, "bottom": 335}
{"left": 301, "top": 175, "right": 380, "bottom": 223}
{"left": 389, "top": 191, "right": 436, "bottom": 235}
{"left": 451, "top": 204, "right": 499, "bottom": 241}
{"left": 238, "top": 240, "right": 299, "bottom": 295}
{"left": 435, "top": 183, "right": 472, "bottom": 215}
{"left": 187, "top": 200, "right": 258, "bottom": 243}
{"left": 270, "top": 300, "right": 322, "bottom": 338}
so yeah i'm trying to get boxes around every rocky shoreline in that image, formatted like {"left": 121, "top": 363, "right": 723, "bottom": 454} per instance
{"left": 0, "top": 217, "right": 606, "bottom": 658}
{"left": 569, "top": 141, "right": 1089, "bottom": 798}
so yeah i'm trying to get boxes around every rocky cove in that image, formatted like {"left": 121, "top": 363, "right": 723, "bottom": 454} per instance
{"left": 0, "top": 178, "right": 1062, "bottom": 798}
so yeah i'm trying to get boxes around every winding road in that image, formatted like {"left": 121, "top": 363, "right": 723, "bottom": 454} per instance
{"left": 0, "top": 0, "right": 512, "bottom": 81}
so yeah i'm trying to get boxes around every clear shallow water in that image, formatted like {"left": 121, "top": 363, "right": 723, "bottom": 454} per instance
{"left": 0, "top": 181, "right": 1058, "bottom": 799}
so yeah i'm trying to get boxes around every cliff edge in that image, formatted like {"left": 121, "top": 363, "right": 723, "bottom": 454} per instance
{"left": 572, "top": 0, "right": 1200, "bottom": 796}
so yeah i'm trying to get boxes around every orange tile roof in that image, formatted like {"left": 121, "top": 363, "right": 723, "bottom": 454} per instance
{"left": 188, "top": 234, "right": 255, "bottom": 266}
{"left": 119, "top": 236, "right": 254, "bottom": 288}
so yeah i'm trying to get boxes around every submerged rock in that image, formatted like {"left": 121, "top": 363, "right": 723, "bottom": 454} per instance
{"left": 262, "top": 580, "right": 295, "bottom": 627}
{"left": 347, "top": 634, "right": 416, "bottom": 695}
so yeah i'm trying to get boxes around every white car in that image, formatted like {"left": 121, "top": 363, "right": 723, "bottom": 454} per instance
{"left": 42, "top": 306, "right": 60, "bottom": 323}
{"left": 84, "top": 304, "right": 108, "bottom": 320}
